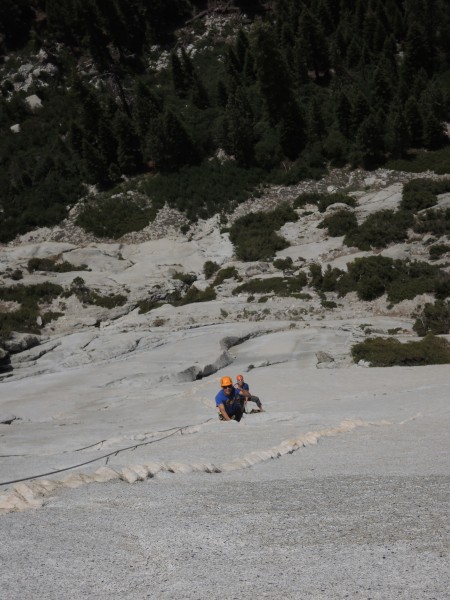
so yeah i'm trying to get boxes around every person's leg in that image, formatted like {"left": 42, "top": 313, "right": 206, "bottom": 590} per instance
{"left": 249, "top": 395, "right": 262, "bottom": 409}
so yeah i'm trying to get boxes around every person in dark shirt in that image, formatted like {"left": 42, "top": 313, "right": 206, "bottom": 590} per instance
{"left": 235, "top": 374, "right": 264, "bottom": 412}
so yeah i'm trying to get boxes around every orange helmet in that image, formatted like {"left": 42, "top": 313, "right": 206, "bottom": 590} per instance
{"left": 236, "top": 374, "right": 244, "bottom": 382}
{"left": 220, "top": 376, "right": 233, "bottom": 387}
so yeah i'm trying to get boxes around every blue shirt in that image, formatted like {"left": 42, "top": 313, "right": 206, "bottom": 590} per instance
{"left": 215, "top": 388, "right": 240, "bottom": 407}
{"left": 236, "top": 382, "right": 249, "bottom": 394}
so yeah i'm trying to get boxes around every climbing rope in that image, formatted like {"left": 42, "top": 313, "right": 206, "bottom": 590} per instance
{"left": 0, "top": 418, "right": 214, "bottom": 487}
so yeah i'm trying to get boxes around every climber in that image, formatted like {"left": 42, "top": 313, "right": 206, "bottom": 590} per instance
{"left": 235, "top": 374, "right": 264, "bottom": 412}
{"left": 215, "top": 376, "right": 250, "bottom": 421}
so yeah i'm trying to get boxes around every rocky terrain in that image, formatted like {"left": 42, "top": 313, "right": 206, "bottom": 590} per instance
{"left": 0, "top": 168, "right": 449, "bottom": 599}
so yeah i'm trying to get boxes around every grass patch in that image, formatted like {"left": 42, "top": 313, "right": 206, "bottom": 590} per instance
{"left": 351, "top": 335, "right": 450, "bottom": 366}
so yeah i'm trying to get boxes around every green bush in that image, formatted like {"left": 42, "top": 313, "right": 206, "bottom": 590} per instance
{"left": 27, "top": 257, "right": 89, "bottom": 272}
{"left": 413, "top": 300, "right": 450, "bottom": 336}
{"left": 213, "top": 266, "right": 240, "bottom": 286}
{"left": 400, "top": 179, "right": 450, "bottom": 213}
{"left": 334, "top": 256, "right": 447, "bottom": 304}
{"left": 294, "top": 192, "right": 356, "bottom": 212}
{"left": 387, "top": 146, "right": 450, "bottom": 174}
{"left": 174, "top": 285, "right": 216, "bottom": 305}
{"left": 233, "top": 273, "right": 307, "bottom": 297}
{"left": 0, "top": 282, "right": 64, "bottom": 336}
{"left": 429, "top": 243, "right": 450, "bottom": 260}
{"left": 229, "top": 204, "right": 297, "bottom": 261}
{"left": 351, "top": 335, "right": 450, "bottom": 366}
{"left": 0, "top": 282, "right": 64, "bottom": 305}
{"left": 141, "top": 161, "right": 266, "bottom": 222}
{"left": 203, "top": 260, "right": 220, "bottom": 279}
{"left": 273, "top": 256, "right": 294, "bottom": 271}
{"left": 414, "top": 208, "right": 450, "bottom": 236}
{"left": 76, "top": 193, "right": 156, "bottom": 239}
{"left": 137, "top": 299, "right": 162, "bottom": 314}
{"left": 172, "top": 271, "right": 197, "bottom": 286}
{"left": 294, "top": 192, "right": 323, "bottom": 209}
{"left": 319, "top": 209, "right": 358, "bottom": 237}
{"left": 344, "top": 210, "right": 413, "bottom": 250}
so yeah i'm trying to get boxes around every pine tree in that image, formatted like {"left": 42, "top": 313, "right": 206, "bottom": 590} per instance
{"left": 155, "top": 110, "right": 198, "bottom": 172}
{"left": 113, "top": 111, "right": 142, "bottom": 174}
{"left": 404, "top": 96, "right": 424, "bottom": 147}
{"left": 225, "top": 86, "right": 255, "bottom": 167}
{"left": 298, "top": 8, "right": 330, "bottom": 80}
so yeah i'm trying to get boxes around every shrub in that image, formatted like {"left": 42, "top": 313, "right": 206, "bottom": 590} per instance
{"left": 213, "top": 266, "right": 240, "bottom": 286}
{"left": 317, "top": 193, "right": 357, "bottom": 213}
{"left": 137, "top": 299, "right": 162, "bottom": 314}
{"left": 334, "top": 256, "right": 447, "bottom": 304}
{"left": 400, "top": 179, "right": 450, "bottom": 212}
{"left": 319, "top": 209, "right": 358, "bottom": 237}
{"left": 229, "top": 204, "right": 297, "bottom": 261}
{"left": 294, "top": 192, "right": 323, "bottom": 208}
{"left": 172, "top": 271, "right": 197, "bottom": 286}
{"left": 414, "top": 208, "right": 450, "bottom": 236}
{"left": 429, "top": 243, "right": 450, "bottom": 260}
{"left": 203, "top": 260, "right": 220, "bottom": 279}
{"left": 233, "top": 273, "right": 307, "bottom": 297}
{"left": 351, "top": 335, "right": 450, "bottom": 366}
{"left": 413, "top": 300, "right": 450, "bottom": 336}
{"left": 344, "top": 210, "right": 413, "bottom": 250}
{"left": 294, "top": 192, "right": 356, "bottom": 212}
{"left": 28, "top": 257, "right": 89, "bottom": 273}
{"left": 76, "top": 193, "right": 156, "bottom": 238}
{"left": 273, "top": 256, "right": 293, "bottom": 271}
{"left": 141, "top": 160, "right": 266, "bottom": 222}
{"left": 174, "top": 285, "right": 216, "bottom": 305}
{"left": 0, "top": 282, "right": 64, "bottom": 305}
{"left": 387, "top": 146, "right": 450, "bottom": 174}
{"left": 0, "top": 282, "right": 64, "bottom": 336}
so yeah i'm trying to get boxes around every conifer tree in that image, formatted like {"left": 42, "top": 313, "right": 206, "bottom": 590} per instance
{"left": 404, "top": 96, "right": 423, "bottom": 147}
{"left": 155, "top": 110, "right": 198, "bottom": 172}
{"left": 225, "top": 86, "right": 255, "bottom": 167}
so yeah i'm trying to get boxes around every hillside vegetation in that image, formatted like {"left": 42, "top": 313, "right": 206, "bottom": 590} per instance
{"left": 1, "top": 0, "right": 450, "bottom": 242}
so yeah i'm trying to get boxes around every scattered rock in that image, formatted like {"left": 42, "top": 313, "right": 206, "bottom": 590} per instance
{"left": 316, "top": 351, "right": 334, "bottom": 364}
{"left": 0, "top": 413, "right": 17, "bottom": 424}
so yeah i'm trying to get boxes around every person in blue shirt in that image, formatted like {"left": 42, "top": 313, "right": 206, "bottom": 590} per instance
{"left": 235, "top": 374, "right": 264, "bottom": 412}
{"left": 215, "top": 376, "right": 250, "bottom": 421}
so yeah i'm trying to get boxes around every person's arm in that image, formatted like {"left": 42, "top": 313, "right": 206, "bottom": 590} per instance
{"left": 218, "top": 402, "right": 231, "bottom": 421}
